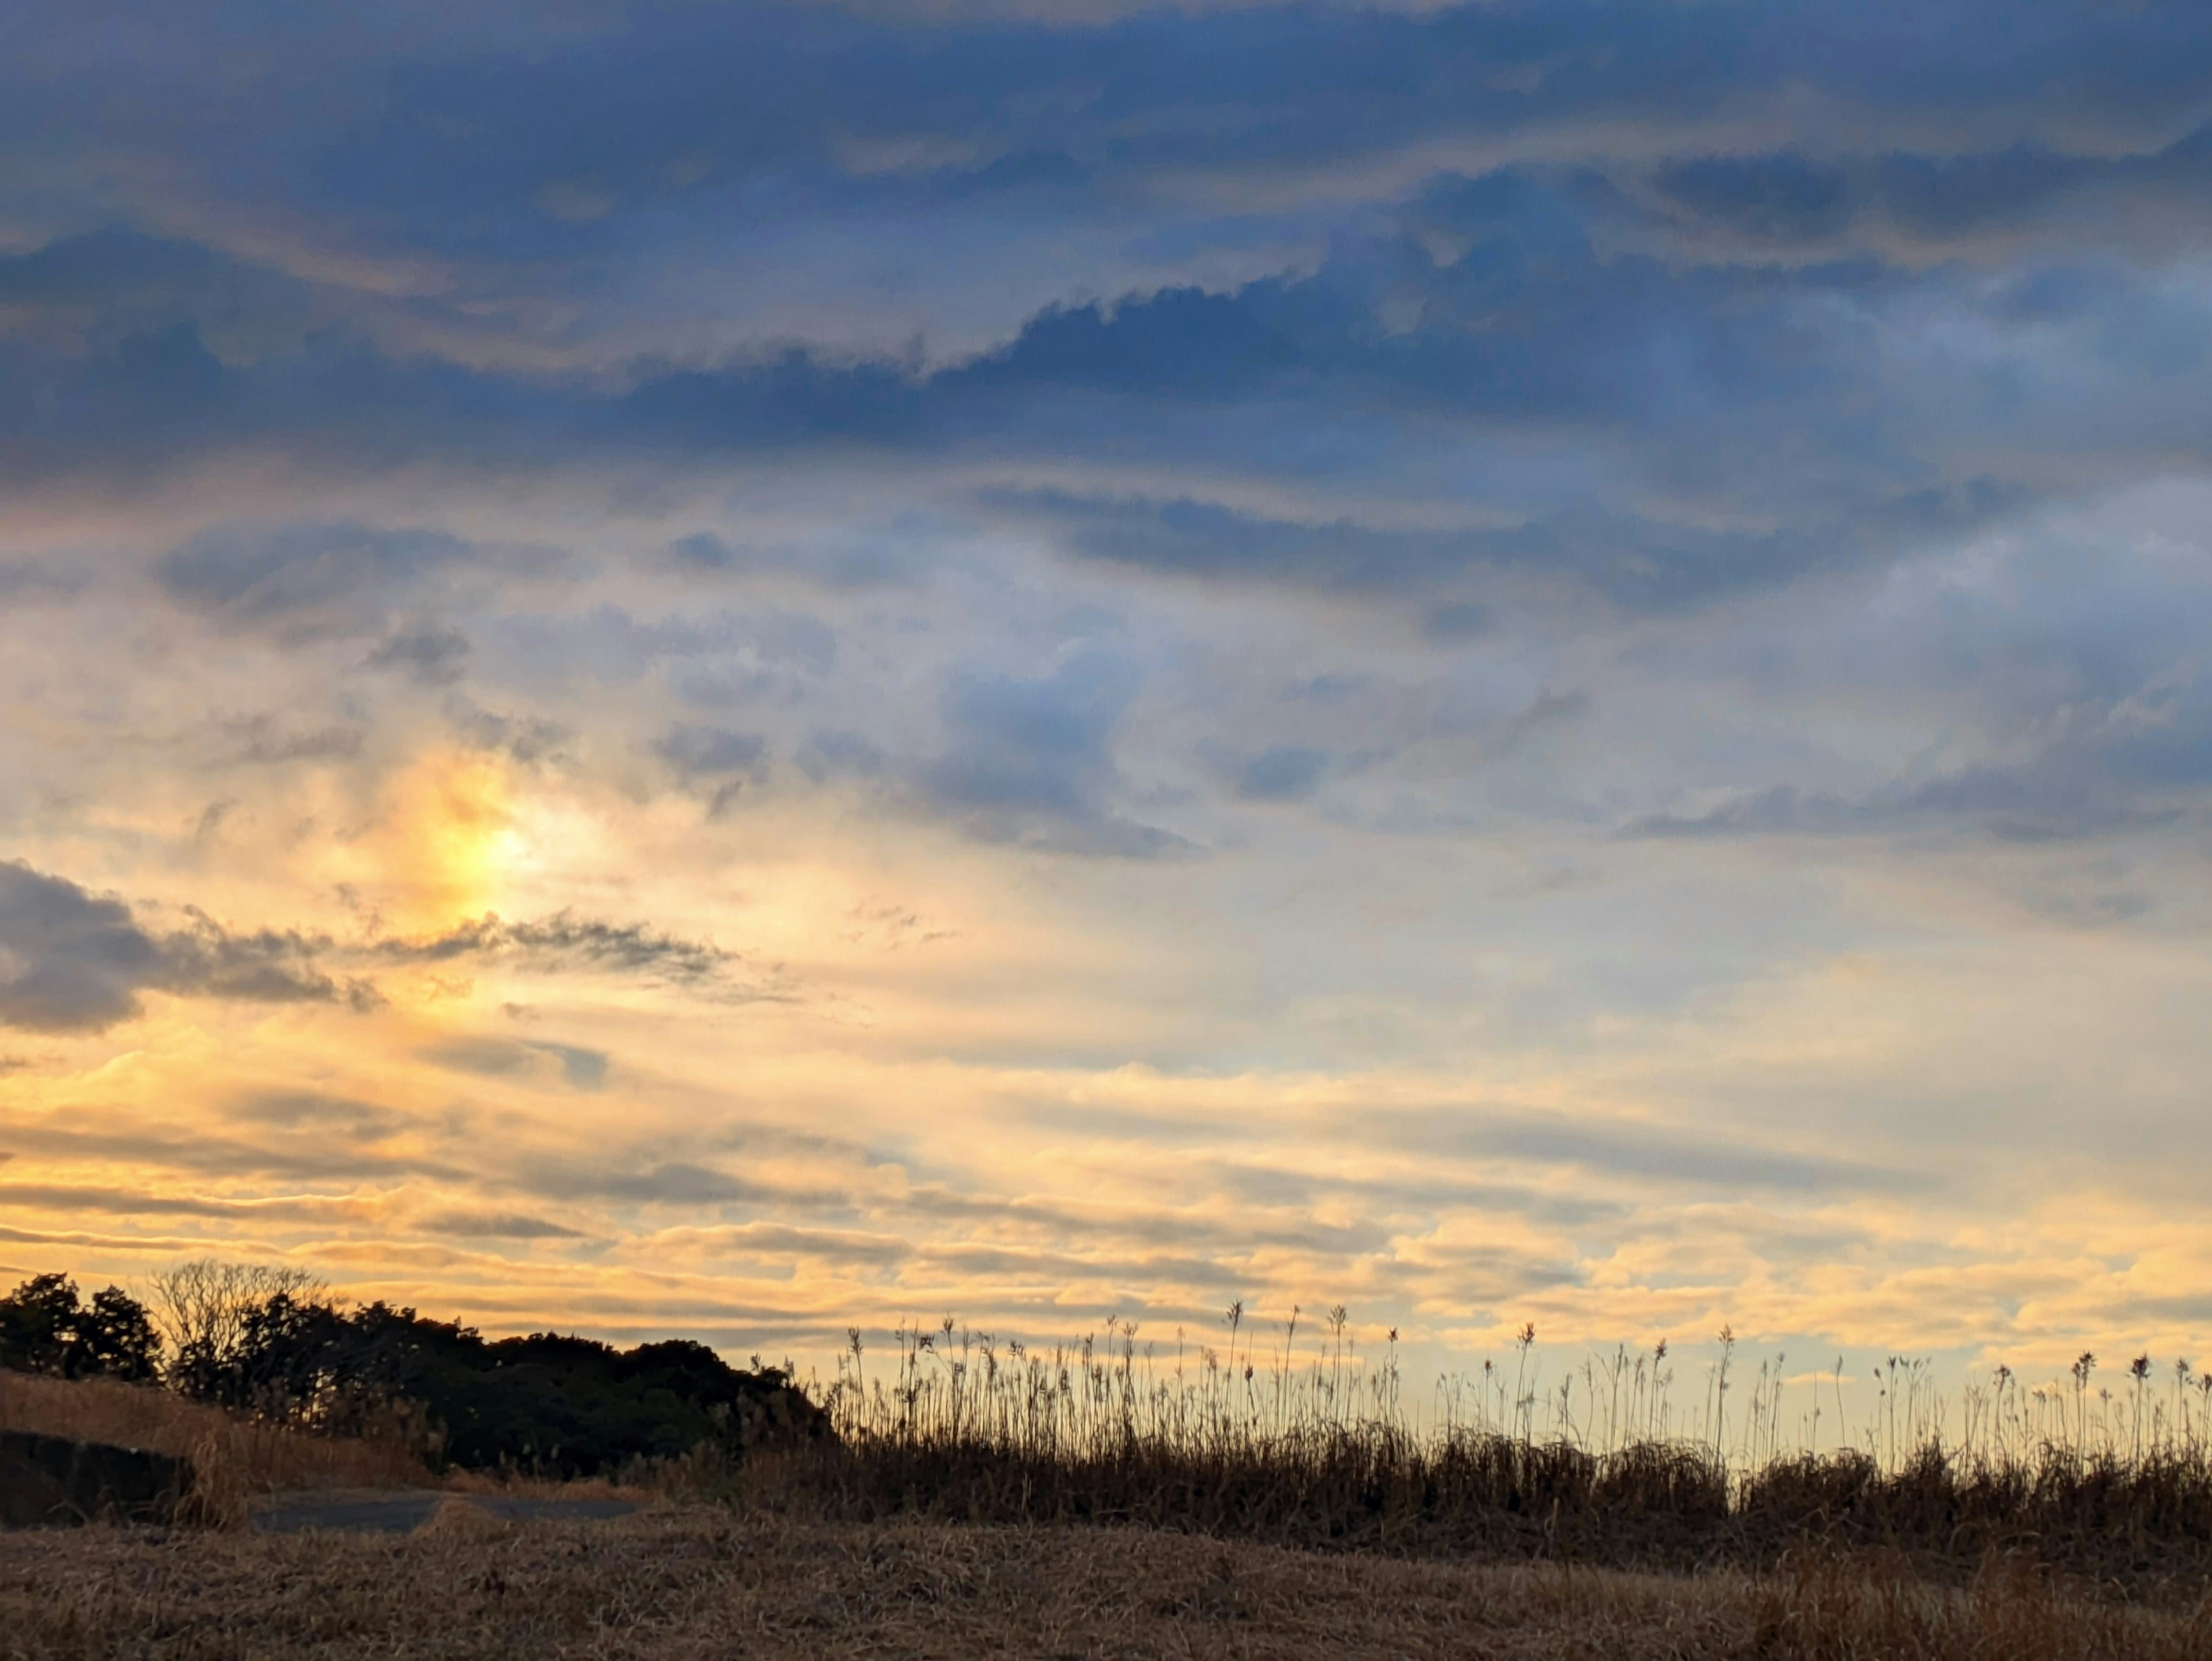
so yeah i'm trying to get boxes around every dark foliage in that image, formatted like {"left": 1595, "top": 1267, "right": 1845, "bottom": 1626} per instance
{"left": 174, "top": 1291, "right": 828, "bottom": 1478}
{"left": 763, "top": 1425, "right": 2212, "bottom": 1592}
{"left": 0, "top": 1275, "right": 162, "bottom": 1382}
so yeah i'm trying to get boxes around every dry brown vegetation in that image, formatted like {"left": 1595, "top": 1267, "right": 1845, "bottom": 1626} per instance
{"left": 0, "top": 1369, "right": 433, "bottom": 1524}
{"left": 6, "top": 1507, "right": 2212, "bottom": 1660}
{"left": 762, "top": 1321, "right": 2212, "bottom": 1595}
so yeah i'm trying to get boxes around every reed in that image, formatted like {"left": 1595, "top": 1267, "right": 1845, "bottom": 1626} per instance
{"left": 705, "top": 1314, "right": 2212, "bottom": 1588}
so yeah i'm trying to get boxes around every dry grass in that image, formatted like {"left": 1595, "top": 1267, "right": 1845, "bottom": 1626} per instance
{"left": 0, "top": 1370, "right": 434, "bottom": 1524}
{"left": 3, "top": 1507, "right": 2210, "bottom": 1659}
{"left": 734, "top": 1429, "right": 2212, "bottom": 1593}
{"left": 782, "top": 1321, "right": 2212, "bottom": 1591}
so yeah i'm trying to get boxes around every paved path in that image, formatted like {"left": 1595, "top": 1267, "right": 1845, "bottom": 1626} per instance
{"left": 251, "top": 1490, "right": 638, "bottom": 1534}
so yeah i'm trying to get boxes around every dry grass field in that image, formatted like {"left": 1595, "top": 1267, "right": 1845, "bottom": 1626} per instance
{"left": 11, "top": 1314, "right": 2212, "bottom": 1656}
{"left": 6, "top": 1507, "right": 2212, "bottom": 1660}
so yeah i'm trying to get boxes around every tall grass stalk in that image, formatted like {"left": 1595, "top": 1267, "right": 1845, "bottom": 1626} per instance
{"left": 764, "top": 1310, "right": 2212, "bottom": 1579}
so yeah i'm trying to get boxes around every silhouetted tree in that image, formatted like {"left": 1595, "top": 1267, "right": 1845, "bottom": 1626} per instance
{"left": 0, "top": 1273, "right": 79, "bottom": 1374}
{"left": 73, "top": 1286, "right": 164, "bottom": 1381}
{"left": 0, "top": 1274, "right": 162, "bottom": 1380}
{"left": 12, "top": 1261, "right": 827, "bottom": 1475}
{"left": 147, "top": 1258, "right": 320, "bottom": 1399}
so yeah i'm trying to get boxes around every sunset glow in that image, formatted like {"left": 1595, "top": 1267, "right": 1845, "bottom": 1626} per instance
{"left": 7, "top": 0, "right": 2212, "bottom": 1395}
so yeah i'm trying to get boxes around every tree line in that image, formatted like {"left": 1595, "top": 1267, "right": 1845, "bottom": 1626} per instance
{"left": 0, "top": 1263, "right": 826, "bottom": 1477}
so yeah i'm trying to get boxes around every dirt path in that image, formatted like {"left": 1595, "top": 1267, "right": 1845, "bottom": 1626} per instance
{"left": 251, "top": 1490, "right": 638, "bottom": 1534}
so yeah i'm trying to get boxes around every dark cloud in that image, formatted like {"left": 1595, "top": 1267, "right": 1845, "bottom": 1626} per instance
{"left": 898, "top": 1182, "right": 1389, "bottom": 1259}
{"left": 1422, "top": 603, "right": 1493, "bottom": 644}
{"left": 1626, "top": 682, "right": 2212, "bottom": 846}
{"left": 656, "top": 724, "right": 768, "bottom": 778}
{"left": 446, "top": 701, "right": 572, "bottom": 763}
{"left": 1233, "top": 746, "right": 1329, "bottom": 803}
{"left": 370, "top": 910, "right": 745, "bottom": 987}
{"left": 18, "top": 0, "right": 2209, "bottom": 272}
{"left": 0, "top": 229, "right": 324, "bottom": 357}
{"left": 0, "top": 1118, "right": 471, "bottom": 1186}
{"left": 661, "top": 531, "right": 907, "bottom": 589}
{"left": 415, "top": 1209, "right": 584, "bottom": 1240}
{"left": 917, "top": 1240, "right": 1249, "bottom": 1291}
{"left": 221, "top": 716, "right": 365, "bottom": 765}
{"left": 421, "top": 1036, "right": 609, "bottom": 1090}
{"left": 0, "top": 1183, "right": 253, "bottom": 1219}
{"left": 366, "top": 623, "right": 471, "bottom": 683}
{"left": 657, "top": 722, "right": 770, "bottom": 816}
{"left": 0, "top": 161, "right": 2130, "bottom": 615}
{"left": 0, "top": 866, "right": 760, "bottom": 1038}
{"left": 158, "top": 521, "right": 472, "bottom": 625}
{"left": 530, "top": 1160, "right": 793, "bottom": 1208}
{"left": 0, "top": 861, "right": 347, "bottom": 1032}
{"left": 918, "top": 649, "right": 1183, "bottom": 857}
{"left": 996, "top": 483, "right": 2020, "bottom": 611}
{"left": 228, "top": 1089, "right": 408, "bottom": 1141}
{"left": 1654, "top": 154, "right": 1857, "bottom": 244}
{"left": 666, "top": 1222, "right": 911, "bottom": 1266}
{"left": 1372, "top": 1110, "right": 1934, "bottom": 1195}
{"left": 2, "top": 161, "right": 2168, "bottom": 626}
{"left": 1653, "top": 126, "right": 2212, "bottom": 255}
{"left": 795, "top": 729, "right": 888, "bottom": 784}
{"left": 0, "top": 561, "right": 86, "bottom": 603}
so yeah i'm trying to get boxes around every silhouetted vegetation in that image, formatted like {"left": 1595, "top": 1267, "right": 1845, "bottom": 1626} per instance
{"left": 17, "top": 1266, "right": 2212, "bottom": 1598}
{"left": 0, "top": 1274, "right": 162, "bottom": 1382}
{"left": 194, "top": 1294, "right": 829, "bottom": 1476}
{"left": 729, "top": 1315, "right": 2212, "bottom": 1594}
{"left": 3, "top": 1265, "right": 824, "bottom": 1481}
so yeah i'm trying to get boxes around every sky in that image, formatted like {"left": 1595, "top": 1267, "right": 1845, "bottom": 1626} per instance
{"left": 5, "top": 0, "right": 2212, "bottom": 1395}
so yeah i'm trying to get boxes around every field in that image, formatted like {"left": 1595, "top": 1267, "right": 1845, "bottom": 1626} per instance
{"left": 14, "top": 1295, "right": 2212, "bottom": 1657}
{"left": 9, "top": 1506, "right": 2212, "bottom": 1661}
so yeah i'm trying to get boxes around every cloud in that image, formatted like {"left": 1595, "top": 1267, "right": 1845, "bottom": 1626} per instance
{"left": 1233, "top": 746, "right": 1329, "bottom": 803}
{"left": 1372, "top": 1110, "right": 1934, "bottom": 1195}
{"left": 1624, "top": 687, "right": 2212, "bottom": 846}
{"left": 796, "top": 730, "right": 888, "bottom": 783}
{"left": 918, "top": 649, "right": 1184, "bottom": 856}
{"left": 0, "top": 1183, "right": 260, "bottom": 1219}
{"left": 0, "top": 1118, "right": 469, "bottom": 1186}
{"left": 366, "top": 623, "right": 471, "bottom": 683}
{"left": 24, "top": 0, "right": 2209, "bottom": 296}
{"left": 646, "top": 1222, "right": 911, "bottom": 1266}
{"left": 529, "top": 1160, "right": 791, "bottom": 1207}
{"left": 0, "top": 161, "right": 2137, "bottom": 613}
{"left": 416, "top": 1209, "right": 585, "bottom": 1240}
{"left": 228, "top": 1089, "right": 409, "bottom": 1142}
{"left": 0, "top": 868, "right": 760, "bottom": 1039}
{"left": 1650, "top": 126, "right": 2212, "bottom": 258}
{"left": 656, "top": 722, "right": 768, "bottom": 775}
{"left": 421, "top": 1036, "right": 610, "bottom": 1090}
{"left": 219, "top": 716, "right": 365, "bottom": 765}
{"left": 158, "top": 521, "right": 472, "bottom": 626}
{"left": 370, "top": 910, "right": 747, "bottom": 987}
{"left": 0, "top": 861, "right": 347, "bottom": 1032}
{"left": 656, "top": 723, "right": 771, "bottom": 816}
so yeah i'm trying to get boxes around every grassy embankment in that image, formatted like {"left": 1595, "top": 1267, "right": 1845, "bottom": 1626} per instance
{"left": 0, "top": 1368, "right": 430, "bottom": 1524}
